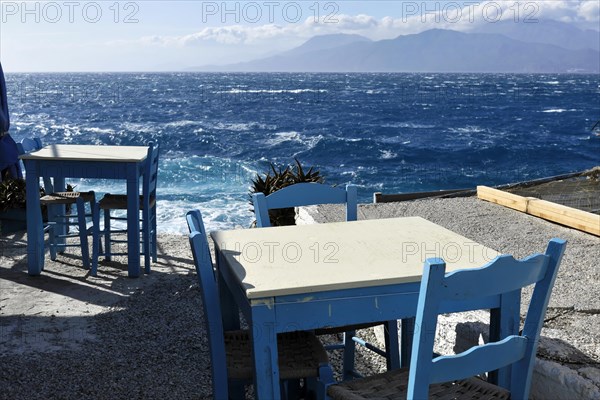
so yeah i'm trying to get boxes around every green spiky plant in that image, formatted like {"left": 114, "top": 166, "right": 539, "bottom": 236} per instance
{"left": 249, "top": 159, "right": 324, "bottom": 226}
{"left": 0, "top": 179, "right": 45, "bottom": 212}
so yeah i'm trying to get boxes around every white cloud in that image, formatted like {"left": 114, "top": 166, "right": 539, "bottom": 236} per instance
{"left": 108, "top": 1, "right": 599, "bottom": 50}
{"left": 578, "top": 0, "right": 600, "bottom": 22}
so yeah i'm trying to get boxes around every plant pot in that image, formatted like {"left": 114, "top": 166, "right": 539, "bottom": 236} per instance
{"left": 0, "top": 208, "right": 27, "bottom": 234}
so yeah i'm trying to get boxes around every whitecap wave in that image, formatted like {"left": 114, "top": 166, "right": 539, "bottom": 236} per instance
{"left": 215, "top": 89, "right": 327, "bottom": 94}
{"left": 448, "top": 126, "right": 487, "bottom": 134}
{"left": 162, "top": 120, "right": 204, "bottom": 128}
{"left": 122, "top": 122, "right": 155, "bottom": 133}
{"left": 212, "top": 122, "right": 273, "bottom": 131}
{"left": 265, "top": 131, "right": 302, "bottom": 146}
{"left": 265, "top": 131, "right": 324, "bottom": 152}
{"left": 380, "top": 150, "right": 397, "bottom": 160}
{"left": 156, "top": 198, "right": 254, "bottom": 234}
{"left": 84, "top": 127, "right": 115, "bottom": 135}
{"left": 381, "top": 122, "right": 435, "bottom": 129}
{"left": 541, "top": 109, "right": 579, "bottom": 113}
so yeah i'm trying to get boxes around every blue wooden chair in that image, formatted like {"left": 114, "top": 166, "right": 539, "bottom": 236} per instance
{"left": 252, "top": 182, "right": 358, "bottom": 228}
{"left": 17, "top": 137, "right": 95, "bottom": 269}
{"left": 253, "top": 182, "right": 400, "bottom": 380}
{"left": 186, "top": 209, "right": 334, "bottom": 399}
{"left": 327, "top": 238, "right": 567, "bottom": 400}
{"left": 91, "top": 142, "right": 159, "bottom": 275}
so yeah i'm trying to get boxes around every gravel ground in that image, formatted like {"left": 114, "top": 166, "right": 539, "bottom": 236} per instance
{"left": 1, "top": 196, "right": 598, "bottom": 399}
{"left": 0, "top": 232, "right": 385, "bottom": 399}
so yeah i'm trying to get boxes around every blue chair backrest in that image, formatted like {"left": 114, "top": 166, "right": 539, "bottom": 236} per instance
{"left": 408, "top": 238, "right": 567, "bottom": 399}
{"left": 16, "top": 137, "right": 43, "bottom": 155}
{"left": 252, "top": 182, "right": 358, "bottom": 228}
{"left": 186, "top": 209, "right": 207, "bottom": 236}
{"left": 16, "top": 137, "right": 53, "bottom": 191}
{"left": 188, "top": 209, "right": 228, "bottom": 399}
{"left": 143, "top": 142, "right": 160, "bottom": 200}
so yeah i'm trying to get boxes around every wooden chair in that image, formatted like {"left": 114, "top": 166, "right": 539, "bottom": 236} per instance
{"left": 187, "top": 209, "right": 334, "bottom": 399}
{"left": 91, "top": 142, "right": 159, "bottom": 275}
{"left": 17, "top": 137, "right": 95, "bottom": 269}
{"left": 252, "top": 183, "right": 400, "bottom": 380}
{"left": 327, "top": 238, "right": 567, "bottom": 400}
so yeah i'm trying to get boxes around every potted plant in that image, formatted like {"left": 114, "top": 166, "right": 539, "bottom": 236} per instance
{"left": 0, "top": 178, "right": 38, "bottom": 234}
{"left": 0, "top": 179, "right": 75, "bottom": 234}
{"left": 249, "top": 159, "right": 324, "bottom": 226}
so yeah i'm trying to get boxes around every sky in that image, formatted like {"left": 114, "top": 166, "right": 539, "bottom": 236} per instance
{"left": 0, "top": 0, "right": 599, "bottom": 72}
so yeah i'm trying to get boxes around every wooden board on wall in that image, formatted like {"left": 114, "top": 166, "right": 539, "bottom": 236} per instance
{"left": 477, "top": 186, "right": 600, "bottom": 236}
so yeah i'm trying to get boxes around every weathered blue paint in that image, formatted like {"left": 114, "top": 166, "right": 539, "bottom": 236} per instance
{"left": 91, "top": 143, "right": 159, "bottom": 276}
{"left": 23, "top": 145, "right": 146, "bottom": 277}
{"left": 406, "top": 239, "right": 567, "bottom": 400}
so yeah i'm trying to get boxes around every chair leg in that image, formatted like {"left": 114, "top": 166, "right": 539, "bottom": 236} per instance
{"left": 47, "top": 224, "right": 57, "bottom": 262}
{"left": 316, "top": 363, "right": 335, "bottom": 400}
{"left": 76, "top": 198, "right": 90, "bottom": 269}
{"left": 342, "top": 330, "right": 356, "bottom": 380}
{"left": 151, "top": 205, "right": 157, "bottom": 262}
{"left": 50, "top": 204, "right": 68, "bottom": 254}
{"left": 142, "top": 206, "right": 150, "bottom": 274}
{"left": 228, "top": 382, "right": 245, "bottom": 400}
{"left": 104, "top": 208, "right": 112, "bottom": 261}
{"left": 91, "top": 202, "right": 100, "bottom": 276}
{"left": 285, "top": 379, "right": 301, "bottom": 399}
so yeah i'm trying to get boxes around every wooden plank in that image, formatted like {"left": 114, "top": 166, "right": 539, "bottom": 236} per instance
{"left": 477, "top": 186, "right": 530, "bottom": 212}
{"left": 527, "top": 199, "right": 600, "bottom": 236}
{"left": 477, "top": 186, "right": 600, "bottom": 237}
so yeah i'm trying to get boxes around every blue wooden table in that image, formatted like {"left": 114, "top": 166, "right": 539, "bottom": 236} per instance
{"left": 211, "top": 217, "right": 520, "bottom": 399}
{"left": 20, "top": 144, "right": 149, "bottom": 278}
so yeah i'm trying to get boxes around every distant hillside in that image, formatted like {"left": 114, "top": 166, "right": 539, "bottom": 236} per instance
{"left": 473, "top": 19, "right": 600, "bottom": 51}
{"left": 284, "top": 33, "right": 372, "bottom": 56}
{"left": 193, "top": 29, "right": 599, "bottom": 73}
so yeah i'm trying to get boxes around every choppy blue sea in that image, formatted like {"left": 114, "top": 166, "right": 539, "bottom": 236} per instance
{"left": 6, "top": 73, "right": 600, "bottom": 233}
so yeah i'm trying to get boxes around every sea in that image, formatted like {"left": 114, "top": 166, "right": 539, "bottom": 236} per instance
{"left": 5, "top": 72, "right": 600, "bottom": 233}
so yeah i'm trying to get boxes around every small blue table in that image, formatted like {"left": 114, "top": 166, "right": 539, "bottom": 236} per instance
{"left": 20, "top": 144, "right": 149, "bottom": 278}
{"left": 211, "top": 217, "right": 519, "bottom": 399}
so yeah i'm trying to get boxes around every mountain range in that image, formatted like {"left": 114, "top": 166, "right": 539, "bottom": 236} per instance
{"left": 191, "top": 20, "right": 600, "bottom": 73}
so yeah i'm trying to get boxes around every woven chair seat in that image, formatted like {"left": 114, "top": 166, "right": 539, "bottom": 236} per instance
{"left": 225, "top": 330, "right": 328, "bottom": 381}
{"left": 98, "top": 193, "right": 156, "bottom": 210}
{"left": 40, "top": 191, "right": 95, "bottom": 205}
{"left": 327, "top": 369, "right": 511, "bottom": 400}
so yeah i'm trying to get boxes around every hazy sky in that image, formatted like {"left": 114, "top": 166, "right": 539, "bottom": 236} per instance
{"left": 1, "top": 0, "right": 599, "bottom": 72}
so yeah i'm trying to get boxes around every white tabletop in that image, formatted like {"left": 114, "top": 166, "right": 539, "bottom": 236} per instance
{"left": 19, "top": 144, "right": 148, "bottom": 162}
{"left": 212, "top": 217, "right": 500, "bottom": 299}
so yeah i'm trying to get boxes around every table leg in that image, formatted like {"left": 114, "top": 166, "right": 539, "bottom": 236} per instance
{"left": 216, "top": 251, "right": 240, "bottom": 331}
{"left": 400, "top": 317, "right": 415, "bottom": 368}
{"left": 251, "top": 305, "right": 280, "bottom": 400}
{"left": 342, "top": 330, "right": 356, "bottom": 380}
{"left": 385, "top": 320, "right": 401, "bottom": 370}
{"left": 489, "top": 290, "right": 520, "bottom": 388}
{"left": 126, "top": 164, "right": 141, "bottom": 277}
{"left": 24, "top": 160, "right": 44, "bottom": 275}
